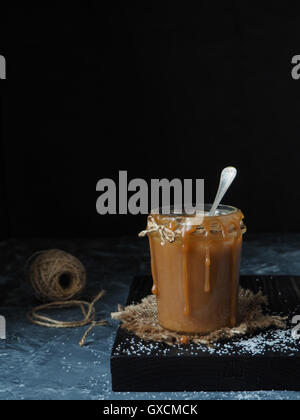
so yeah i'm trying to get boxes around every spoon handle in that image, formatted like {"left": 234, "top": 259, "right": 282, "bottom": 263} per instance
{"left": 209, "top": 167, "right": 237, "bottom": 216}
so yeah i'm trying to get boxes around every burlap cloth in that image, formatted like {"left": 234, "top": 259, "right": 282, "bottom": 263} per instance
{"left": 111, "top": 289, "right": 287, "bottom": 346}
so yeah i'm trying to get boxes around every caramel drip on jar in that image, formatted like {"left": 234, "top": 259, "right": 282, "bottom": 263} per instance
{"left": 149, "top": 217, "right": 178, "bottom": 296}
{"left": 230, "top": 219, "right": 243, "bottom": 327}
{"left": 204, "top": 245, "right": 211, "bottom": 293}
{"left": 230, "top": 244, "right": 237, "bottom": 326}
{"left": 182, "top": 225, "right": 196, "bottom": 316}
{"left": 149, "top": 238, "right": 159, "bottom": 296}
{"left": 202, "top": 220, "right": 212, "bottom": 293}
{"left": 220, "top": 222, "right": 229, "bottom": 241}
{"left": 179, "top": 335, "right": 189, "bottom": 345}
{"left": 168, "top": 219, "right": 178, "bottom": 231}
{"left": 203, "top": 216, "right": 242, "bottom": 324}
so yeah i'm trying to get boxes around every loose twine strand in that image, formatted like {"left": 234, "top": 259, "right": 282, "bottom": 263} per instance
{"left": 27, "top": 290, "right": 107, "bottom": 347}
{"left": 138, "top": 216, "right": 181, "bottom": 245}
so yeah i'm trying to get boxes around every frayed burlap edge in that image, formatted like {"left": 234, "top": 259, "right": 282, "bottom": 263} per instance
{"left": 111, "top": 289, "right": 287, "bottom": 346}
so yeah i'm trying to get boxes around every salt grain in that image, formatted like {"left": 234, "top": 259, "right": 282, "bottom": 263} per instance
{"left": 114, "top": 329, "right": 299, "bottom": 358}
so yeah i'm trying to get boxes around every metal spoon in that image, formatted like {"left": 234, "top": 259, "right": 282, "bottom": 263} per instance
{"left": 209, "top": 166, "right": 237, "bottom": 216}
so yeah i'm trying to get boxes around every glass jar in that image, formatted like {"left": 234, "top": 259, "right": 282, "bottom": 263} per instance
{"left": 143, "top": 204, "right": 246, "bottom": 334}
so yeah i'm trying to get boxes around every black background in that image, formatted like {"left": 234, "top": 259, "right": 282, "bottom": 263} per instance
{"left": 1, "top": 2, "right": 300, "bottom": 239}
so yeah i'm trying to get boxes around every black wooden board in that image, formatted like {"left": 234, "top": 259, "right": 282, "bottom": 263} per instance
{"left": 111, "top": 276, "right": 300, "bottom": 392}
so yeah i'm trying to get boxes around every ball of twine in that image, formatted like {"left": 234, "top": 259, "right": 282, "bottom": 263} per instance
{"left": 28, "top": 249, "right": 86, "bottom": 302}
{"left": 26, "top": 249, "right": 107, "bottom": 346}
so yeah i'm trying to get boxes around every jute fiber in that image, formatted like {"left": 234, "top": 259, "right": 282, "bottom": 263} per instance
{"left": 26, "top": 249, "right": 107, "bottom": 346}
{"left": 111, "top": 289, "right": 286, "bottom": 346}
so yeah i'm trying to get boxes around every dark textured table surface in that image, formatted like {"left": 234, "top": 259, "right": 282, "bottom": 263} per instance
{"left": 1, "top": 235, "right": 300, "bottom": 400}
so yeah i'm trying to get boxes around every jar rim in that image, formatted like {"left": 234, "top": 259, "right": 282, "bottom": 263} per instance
{"left": 151, "top": 204, "right": 240, "bottom": 219}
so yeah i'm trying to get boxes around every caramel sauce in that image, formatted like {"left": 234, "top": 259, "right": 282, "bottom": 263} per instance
{"left": 179, "top": 335, "right": 189, "bottom": 345}
{"left": 148, "top": 208, "right": 245, "bottom": 334}
{"left": 150, "top": 219, "right": 179, "bottom": 296}
{"left": 149, "top": 239, "right": 159, "bottom": 296}
{"left": 182, "top": 225, "right": 197, "bottom": 316}
{"left": 204, "top": 244, "right": 211, "bottom": 293}
{"left": 168, "top": 220, "right": 178, "bottom": 231}
{"left": 230, "top": 220, "right": 243, "bottom": 327}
